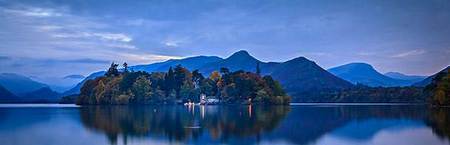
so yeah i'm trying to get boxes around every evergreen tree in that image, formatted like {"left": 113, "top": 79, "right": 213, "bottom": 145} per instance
{"left": 164, "top": 67, "right": 175, "bottom": 97}
{"left": 106, "top": 62, "right": 119, "bottom": 77}
{"left": 220, "top": 67, "right": 230, "bottom": 75}
{"left": 123, "top": 62, "right": 129, "bottom": 73}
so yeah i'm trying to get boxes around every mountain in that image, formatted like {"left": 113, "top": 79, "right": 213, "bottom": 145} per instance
{"left": 132, "top": 56, "right": 223, "bottom": 72}
{"left": 29, "top": 74, "right": 87, "bottom": 93}
{"left": 413, "top": 66, "right": 450, "bottom": 87}
{"left": 63, "top": 56, "right": 223, "bottom": 96}
{"left": 384, "top": 72, "right": 426, "bottom": 83}
{"left": 0, "top": 84, "right": 19, "bottom": 102}
{"left": 65, "top": 50, "right": 354, "bottom": 102}
{"left": 62, "top": 71, "right": 105, "bottom": 96}
{"left": 0, "top": 73, "right": 48, "bottom": 95}
{"left": 199, "top": 50, "right": 263, "bottom": 74}
{"left": 328, "top": 63, "right": 411, "bottom": 87}
{"left": 270, "top": 57, "right": 353, "bottom": 99}
{"left": 21, "top": 87, "right": 61, "bottom": 103}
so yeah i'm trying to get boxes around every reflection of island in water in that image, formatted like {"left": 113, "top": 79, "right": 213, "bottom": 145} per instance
{"left": 79, "top": 105, "right": 290, "bottom": 144}
{"left": 78, "top": 105, "right": 450, "bottom": 145}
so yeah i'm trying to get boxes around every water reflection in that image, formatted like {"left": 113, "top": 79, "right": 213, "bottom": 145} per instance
{"left": 1, "top": 105, "right": 450, "bottom": 145}
{"left": 426, "top": 108, "right": 450, "bottom": 141}
{"left": 79, "top": 105, "right": 290, "bottom": 144}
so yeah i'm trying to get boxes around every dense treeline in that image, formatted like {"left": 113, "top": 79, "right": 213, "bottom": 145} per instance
{"left": 426, "top": 69, "right": 450, "bottom": 106}
{"left": 76, "top": 63, "right": 290, "bottom": 105}
{"left": 290, "top": 84, "right": 426, "bottom": 103}
{"left": 306, "top": 84, "right": 426, "bottom": 103}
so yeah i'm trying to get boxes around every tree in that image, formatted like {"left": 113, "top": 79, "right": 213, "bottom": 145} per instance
{"left": 164, "top": 67, "right": 175, "bottom": 97}
{"left": 106, "top": 62, "right": 119, "bottom": 77}
{"left": 123, "top": 62, "right": 129, "bottom": 73}
{"left": 220, "top": 67, "right": 230, "bottom": 75}
{"left": 192, "top": 70, "right": 204, "bottom": 88}
{"left": 174, "top": 65, "right": 191, "bottom": 99}
{"left": 77, "top": 64, "right": 291, "bottom": 105}
{"left": 210, "top": 71, "right": 221, "bottom": 82}
{"left": 131, "top": 76, "right": 152, "bottom": 103}
{"left": 428, "top": 70, "right": 450, "bottom": 106}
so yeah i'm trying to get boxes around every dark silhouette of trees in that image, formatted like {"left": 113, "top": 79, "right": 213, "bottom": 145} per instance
{"left": 426, "top": 69, "right": 450, "bottom": 106}
{"left": 123, "top": 62, "right": 129, "bottom": 73}
{"left": 76, "top": 64, "right": 291, "bottom": 105}
{"left": 105, "top": 62, "right": 119, "bottom": 77}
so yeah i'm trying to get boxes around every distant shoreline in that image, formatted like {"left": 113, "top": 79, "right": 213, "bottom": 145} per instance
{"left": 0, "top": 102, "right": 428, "bottom": 107}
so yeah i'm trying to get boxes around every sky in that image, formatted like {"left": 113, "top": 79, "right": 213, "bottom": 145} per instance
{"left": 0, "top": 0, "right": 449, "bottom": 84}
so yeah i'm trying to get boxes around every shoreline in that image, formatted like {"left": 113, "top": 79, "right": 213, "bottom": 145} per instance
{"left": 0, "top": 102, "right": 429, "bottom": 107}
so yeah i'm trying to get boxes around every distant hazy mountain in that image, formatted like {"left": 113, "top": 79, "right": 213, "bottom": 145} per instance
{"left": 270, "top": 57, "right": 353, "bottom": 98}
{"left": 63, "top": 56, "right": 223, "bottom": 96}
{"left": 132, "top": 56, "right": 223, "bottom": 72}
{"left": 328, "top": 63, "right": 411, "bottom": 87}
{"left": 384, "top": 72, "right": 426, "bottom": 83}
{"left": 20, "top": 87, "right": 61, "bottom": 102}
{"left": 0, "top": 84, "right": 18, "bottom": 102}
{"left": 30, "top": 74, "right": 86, "bottom": 93}
{"left": 63, "top": 75, "right": 85, "bottom": 79}
{"left": 62, "top": 71, "right": 105, "bottom": 96}
{"left": 64, "top": 50, "right": 353, "bottom": 101}
{"left": 413, "top": 66, "right": 450, "bottom": 87}
{"left": 0, "top": 73, "right": 48, "bottom": 95}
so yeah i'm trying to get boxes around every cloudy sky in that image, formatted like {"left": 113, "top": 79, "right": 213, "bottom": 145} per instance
{"left": 0, "top": 0, "right": 449, "bottom": 82}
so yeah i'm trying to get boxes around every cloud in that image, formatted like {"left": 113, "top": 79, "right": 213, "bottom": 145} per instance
{"left": 51, "top": 32, "right": 132, "bottom": 42}
{"left": 119, "top": 53, "right": 182, "bottom": 63}
{"left": 162, "top": 37, "right": 191, "bottom": 48}
{"left": 3, "top": 6, "right": 63, "bottom": 17}
{"left": 92, "top": 33, "right": 132, "bottom": 42}
{"left": 61, "top": 58, "right": 110, "bottom": 64}
{"left": 391, "top": 49, "right": 425, "bottom": 58}
{"left": 0, "top": 3, "right": 183, "bottom": 80}
{"left": 164, "top": 41, "right": 180, "bottom": 47}
{"left": 357, "top": 52, "right": 375, "bottom": 56}
{"left": 106, "top": 44, "right": 138, "bottom": 50}
{"left": 63, "top": 74, "right": 85, "bottom": 79}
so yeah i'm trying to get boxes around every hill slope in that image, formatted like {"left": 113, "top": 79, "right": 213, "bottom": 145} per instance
{"left": 414, "top": 66, "right": 450, "bottom": 87}
{"left": 63, "top": 56, "right": 223, "bottom": 95}
{"left": 21, "top": 87, "right": 61, "bottom": 102}
{"left": 0, "top": 84, "right": 19, "bottom": 102}
{"left": 384, "top": 72, "right": 426, "bottom": 84}
{"left": 65, "top": 50, "right": 354, "bottom": 102}
{"left": 0, "top": 73, "right": 48, "bottom": 95}
{"left": 270, "top": 57, "right": 353, "bottom": 100}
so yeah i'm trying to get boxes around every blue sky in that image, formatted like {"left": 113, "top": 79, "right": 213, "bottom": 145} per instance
{"left": 0, "top": 0, "right": 449, "bottom": 84}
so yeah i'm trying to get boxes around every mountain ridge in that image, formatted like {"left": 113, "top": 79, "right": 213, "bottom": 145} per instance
{"left": 413, "top": 66, "right": 450, "bottom": 87}
{"left": 328, "top": 63, "right": 412, "bottom": 87}
{"left": 0, "top": 73, "right": 49, "bottom": 95}
{"left": 64, "top": 50, "right": 353, "bottom": 102}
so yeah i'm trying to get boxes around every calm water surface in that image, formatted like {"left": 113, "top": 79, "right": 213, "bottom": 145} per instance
{"left": 0, "top": 104, "right": 449, "bottom": 145}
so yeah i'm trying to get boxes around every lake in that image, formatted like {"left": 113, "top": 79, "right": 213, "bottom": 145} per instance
{"left": 0, "top": 104, "right": 449, "bottom": 145}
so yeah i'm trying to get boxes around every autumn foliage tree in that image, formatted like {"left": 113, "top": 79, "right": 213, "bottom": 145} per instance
{"left": 76, "top": 63, "right": 291, "bottom": 105}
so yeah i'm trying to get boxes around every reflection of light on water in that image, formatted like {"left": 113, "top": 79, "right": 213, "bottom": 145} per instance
{"left": 248, "top": 105, "right": 252, "bottom": 118}
{"left": 187, "top": 104, "right": 195, "bottom": 116}
{"left": 184, "top": 126, "right": 201, "bottom": 129}
{"left": 200, "top": 105, "right": 205, "bottom": 119}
